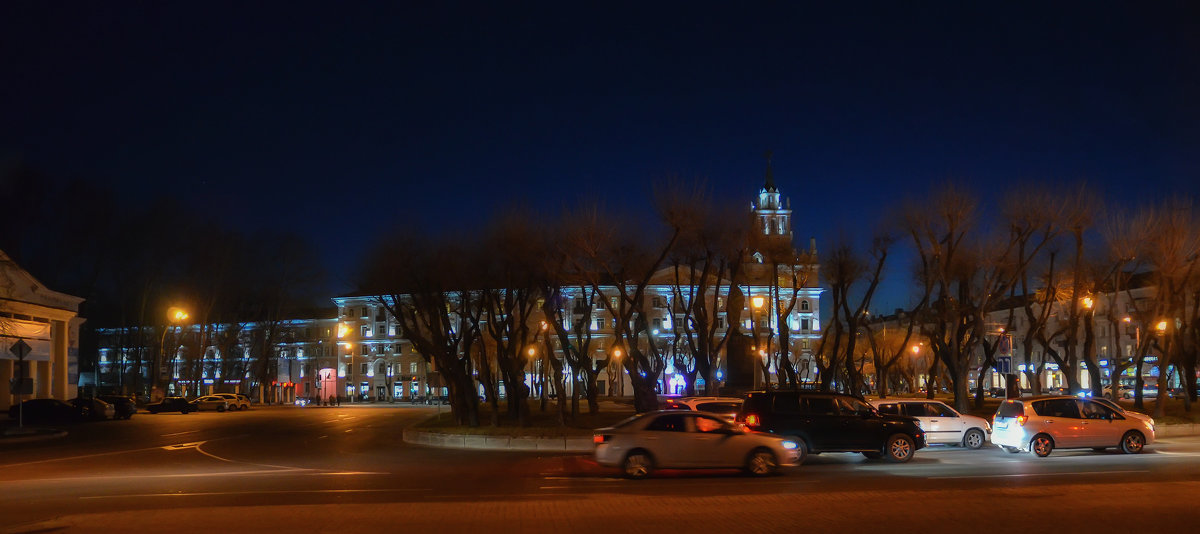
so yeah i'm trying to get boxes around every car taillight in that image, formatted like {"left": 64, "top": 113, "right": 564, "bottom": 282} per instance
{"left": 593, "top": 434, "right": 610, "bottom": 444}
{"left": 745, "top": 414, "right": 761, "bottom": 428}
{"left": 1017, "top": 415, "right": 1028, "bottom": 426}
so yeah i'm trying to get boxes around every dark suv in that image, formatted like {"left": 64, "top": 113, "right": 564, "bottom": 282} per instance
{"left": 736, "top": 390, "right": 926, "bottom": 463}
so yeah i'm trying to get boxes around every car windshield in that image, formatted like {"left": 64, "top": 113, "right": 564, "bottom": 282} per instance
{"left": 996, "top": 401, "right": 1024, "bottom": 418}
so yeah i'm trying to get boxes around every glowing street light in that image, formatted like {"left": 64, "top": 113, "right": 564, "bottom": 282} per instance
{"left": 337, "top": 323, "right": 349, "bottom": 338}
{"left": 527, "top": 346, "right": 537, "bottom": 357}
{"left": 911, "top": 345, "right": 920, "bottom": 355}
{"left": 1081, "top": 296, "right": 1094, "bottom": 310}
{"left": 751, "top": 296, "right": 765, "bottom": 309}
{"left": 1155, "top": 320, "right": 1168, "bottom": 334}
{"left": 613, "top": 348, "right": 622, "bottom": 358}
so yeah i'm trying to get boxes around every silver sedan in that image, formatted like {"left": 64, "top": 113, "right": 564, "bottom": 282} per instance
{"left": 594, "top": 410, "right": 803, "bottom": 479}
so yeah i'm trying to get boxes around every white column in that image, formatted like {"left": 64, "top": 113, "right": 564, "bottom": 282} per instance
{"left": 36, "top": 359, "right": 51, "bottom": 398}
{"left": 0, "top": 359, "right": 12, "bottom": 410}
{"left": 53, "top": 320, "right": 69, "bottom": 400}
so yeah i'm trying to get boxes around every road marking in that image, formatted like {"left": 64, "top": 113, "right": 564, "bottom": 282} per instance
{"left": 0, "top": 446, "right": 166, "bottom": 468}
{"left": 162, "top": 441, "right": 207, "bottom": 451}
{"left": 160, "top": 430, "right": 200, "bottom": 437}
{"left": 929, "top": 469, "right": 1148, "bottom": 479}
{"left": 80, "top": 488, "right": 427, "bottom": 500}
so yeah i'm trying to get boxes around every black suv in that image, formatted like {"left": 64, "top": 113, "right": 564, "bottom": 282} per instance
{"left": 737, "top": 390, "right": 926, "bottom": 463}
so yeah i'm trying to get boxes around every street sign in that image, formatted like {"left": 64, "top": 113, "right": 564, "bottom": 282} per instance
{"left": 9, "top": 339, "right": 31, "bottom": 360}
{"left": 995, "top": 356, "right": 1012, "bottom": 375}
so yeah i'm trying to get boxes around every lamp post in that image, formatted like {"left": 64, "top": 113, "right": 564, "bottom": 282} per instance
{"left": 154, "top": 307, "right": 188, "bottom": 402}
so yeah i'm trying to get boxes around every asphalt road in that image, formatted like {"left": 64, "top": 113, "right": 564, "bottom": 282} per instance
{"left": 2, "top": 405, "right": 1199, "bottom": 533}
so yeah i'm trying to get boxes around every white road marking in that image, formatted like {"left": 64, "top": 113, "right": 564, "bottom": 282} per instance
{"left": 160, "top": 430, "right": 200, "bottom": 437}
{"left": 929, "top": 469, "right": 1148, "bottom": 479}
{"left": 162, "top": 441, "right": 207, "bottom": 451}
{"left": 0, "top": 446, "right": 166, "bottom": 468}
{"left": 79, "top": 488, "right": 427, "bottom": 500}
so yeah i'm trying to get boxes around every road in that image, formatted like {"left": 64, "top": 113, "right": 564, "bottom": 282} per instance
{"left": 2, "top": 405, "right": 1199, "bottom": 533}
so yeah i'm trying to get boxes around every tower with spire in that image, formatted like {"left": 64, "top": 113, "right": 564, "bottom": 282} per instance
{"left": 750, "top": 151, "right": 794, "bottom": 256}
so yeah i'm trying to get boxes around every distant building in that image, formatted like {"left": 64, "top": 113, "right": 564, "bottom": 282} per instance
{"left": 92, "top": 164, "right": 824, "bottom": 400}
{"left": 1, "top": 249, "right": 85, "bottom": 411}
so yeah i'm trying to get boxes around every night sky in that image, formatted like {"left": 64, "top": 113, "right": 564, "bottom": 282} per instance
{"left": 3, "top": 2, "right": 1197, "bottom": 308}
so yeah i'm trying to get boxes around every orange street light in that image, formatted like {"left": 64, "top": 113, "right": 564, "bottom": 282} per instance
{"left": 1123, "top": 316, "right": 1132, "bottom": 323}
{"left": 167, "top": 306, "right": 189, "bottom": 322}
{"left": 527, "top": 347, "right": 537, "bottom": 357}
{"left": 911, "top": 345, "right": 920, "bottom": 355}
{"left": 540, "top": 321, "right": 549, "bottom": 331}
{"left": 613, "top": 348, "right": 623, "bottom": 358}
{"left": 751, "top": 296, "right": 765, "bottom": 309}
{"left": 1155, "top": 320, "right": 1168, "bottom": 333}
{"left": 1082, "top": 296, "right": 1094, "bottom": 310}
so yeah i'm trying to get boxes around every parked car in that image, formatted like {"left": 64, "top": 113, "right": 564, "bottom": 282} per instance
{"left": 593, "top": 410, "right": 802, "bottom": 479}
{"left": 7, "top": 398, "right": 85, "bottom": 423}
{"left": 212, "top": 393, "right": 250, "bottom": 410}
{"left": 870, "top": 399, "right": 990, "bottom": 449}
{"left": 662, "top": 396, "right": 744, "bottom": 421}
{"left": 69, "top": 397, "right": 116, "bottom": 420}
{"left": 190, "top": 395, "right": 231, "bottom": 412}
{"left": 96, "top": 395, "right": 137, "bottom": 419}
{"left": 991, "top": 396, "right": 1155, "bottom": 457}
{"left": 145, "top": 396, "right": 196, "bottom": 414}
{"left": 736, "top": 390, "right": 926, "bottom": 463}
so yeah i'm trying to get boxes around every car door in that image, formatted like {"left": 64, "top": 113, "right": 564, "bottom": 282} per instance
{"left": 689, "top": 414, "right": 749, "bottom": 467}
{"left": 922, "top": 402, "right": 965, "bottom": 444}
{"left": 1078, "top": 400, "right": 1125, "bottom": 447}
{"left": 1031, "top": 398, "right": 1084, "bottom": 447}
{"left": 801, "top": 396, "right": 843, "bottom": 450}
{"left": 640, "top": 413, "right": 694, "bottom": 467}
{"left": 835, "top": 397, "right": 882, "bottom": 450}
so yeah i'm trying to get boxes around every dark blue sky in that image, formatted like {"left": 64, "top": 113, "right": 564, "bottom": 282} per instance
{"left": 3, "top": 2, "right": 1197, "bottom": 307}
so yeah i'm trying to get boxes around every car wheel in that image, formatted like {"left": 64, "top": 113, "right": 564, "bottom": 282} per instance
{"left": 745, "top": 448, "right": 778, "bottom": 477}
{"left": 1031, "top": 434, "right": 1055, "bottom": 457}
{"left": 884, "top": 434, "right": 916, "bottom": 463}
{"left": 1120, "top": 431, "right": 1145, "bottom": 454}
{"left": 862, "top": 451, "right": 883, "bottom": 459}
{"left": 622, "top": 450, "right": 654, "bottom": 480}
{"left": 962, "top": 428, "right": 985, "bottom": 450}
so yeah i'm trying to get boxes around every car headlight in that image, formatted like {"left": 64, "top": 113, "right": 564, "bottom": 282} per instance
{"left": 781, "top": 440, "right": 798, "bottom": 450}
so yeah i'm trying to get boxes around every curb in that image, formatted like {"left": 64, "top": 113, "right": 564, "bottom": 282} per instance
{"left": 1155, "top": 424, "right": 1200, "bottom": 438}
{"left": 0, "top": 429, "right": 68, "bottom": 446}
{"left": 403, "top": 429, "right": 594, "bottom": 452}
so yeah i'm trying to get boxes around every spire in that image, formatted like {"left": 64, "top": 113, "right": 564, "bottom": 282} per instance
{"left": 763, "top": 150, "right": 776, "bottom": 192}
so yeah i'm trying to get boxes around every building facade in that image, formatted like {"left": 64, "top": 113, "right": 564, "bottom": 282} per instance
{"left": 91, "top": 169, "right": 824, "bottom": 401}
{"left": 1, "top": 249, "right": 85, "bottom": 411}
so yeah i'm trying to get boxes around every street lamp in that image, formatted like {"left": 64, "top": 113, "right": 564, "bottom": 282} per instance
{"left": 1155, "top": 320, "right": 1168, "bottom": 334}
{"left": 1081, "top": 296, "right": 1094, "bottom": 310}
{"left": 155, "top": 306, "right": 189, "bottom": 401}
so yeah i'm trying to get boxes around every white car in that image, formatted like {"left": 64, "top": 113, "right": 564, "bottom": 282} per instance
{"left": 662, "top": 396, "right": 743, "bottom": 421}
{"left": 870, "top": 399, "right": 990, "bottom": 449}
{"left": 594, "top": 410, "right": 802, "bottom": 479}
{"left": 190, "top": 395, "right": 231, "bottom": 412}
{"left": 991, "top": 396, "right": 1155, "bottom": 457}
{"left": 212, "top": 393, "right": 250, "bottom": 410}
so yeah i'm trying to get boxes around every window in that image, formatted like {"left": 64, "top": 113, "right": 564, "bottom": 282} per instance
{"left": 1032, "top": 399, "right": 1081, "bottom": 419}
{"left": 925, "top": 402, "right": 958, "bottom": 418}
{"left": 801, "top": 318, "right": 811, "bottom": 331}
{"left": 800, "top": 300, "right": 810, "bottom": 311}
{"left": 645, "top": 414, "right": 688, "bottom": 432}
{"left": 361, "top": 325, "right": 370, "bottom": 337}
{"left": 837, "top": 397, "right": 873, "bottom": 416}
{"left": 803, "top": 397, "right": 837, "bottom": 415}
{"left": 410, "top": 362, "right": 418, "bottom": 374}
{"left": 378, "top": 363, "right": 386, "bottom": 374}
{"left": 772, "top": 394, "right": 801, "bottom": 413}
{"left": 693, "top": 415, "right": 725, "bottom": 433}
{"left": 877, "top": 403, "right": 901, "bottom": 415}
{"left": 652, "top": 318, "right": 662, "bottom": 329}
{"left": 361, "top": 307, "right": 369, "bottom": 318}
{"left": 360, "top": 363, "right": 368, "bottom": 375}
{"left": 360, "top": 345, "right": 368, "bottom": 355}
{"left": 715, "top": 317, "right": 725, "bottom": 329}
{"left": 651, "top": 296, "right": 663, "bottom": 308}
